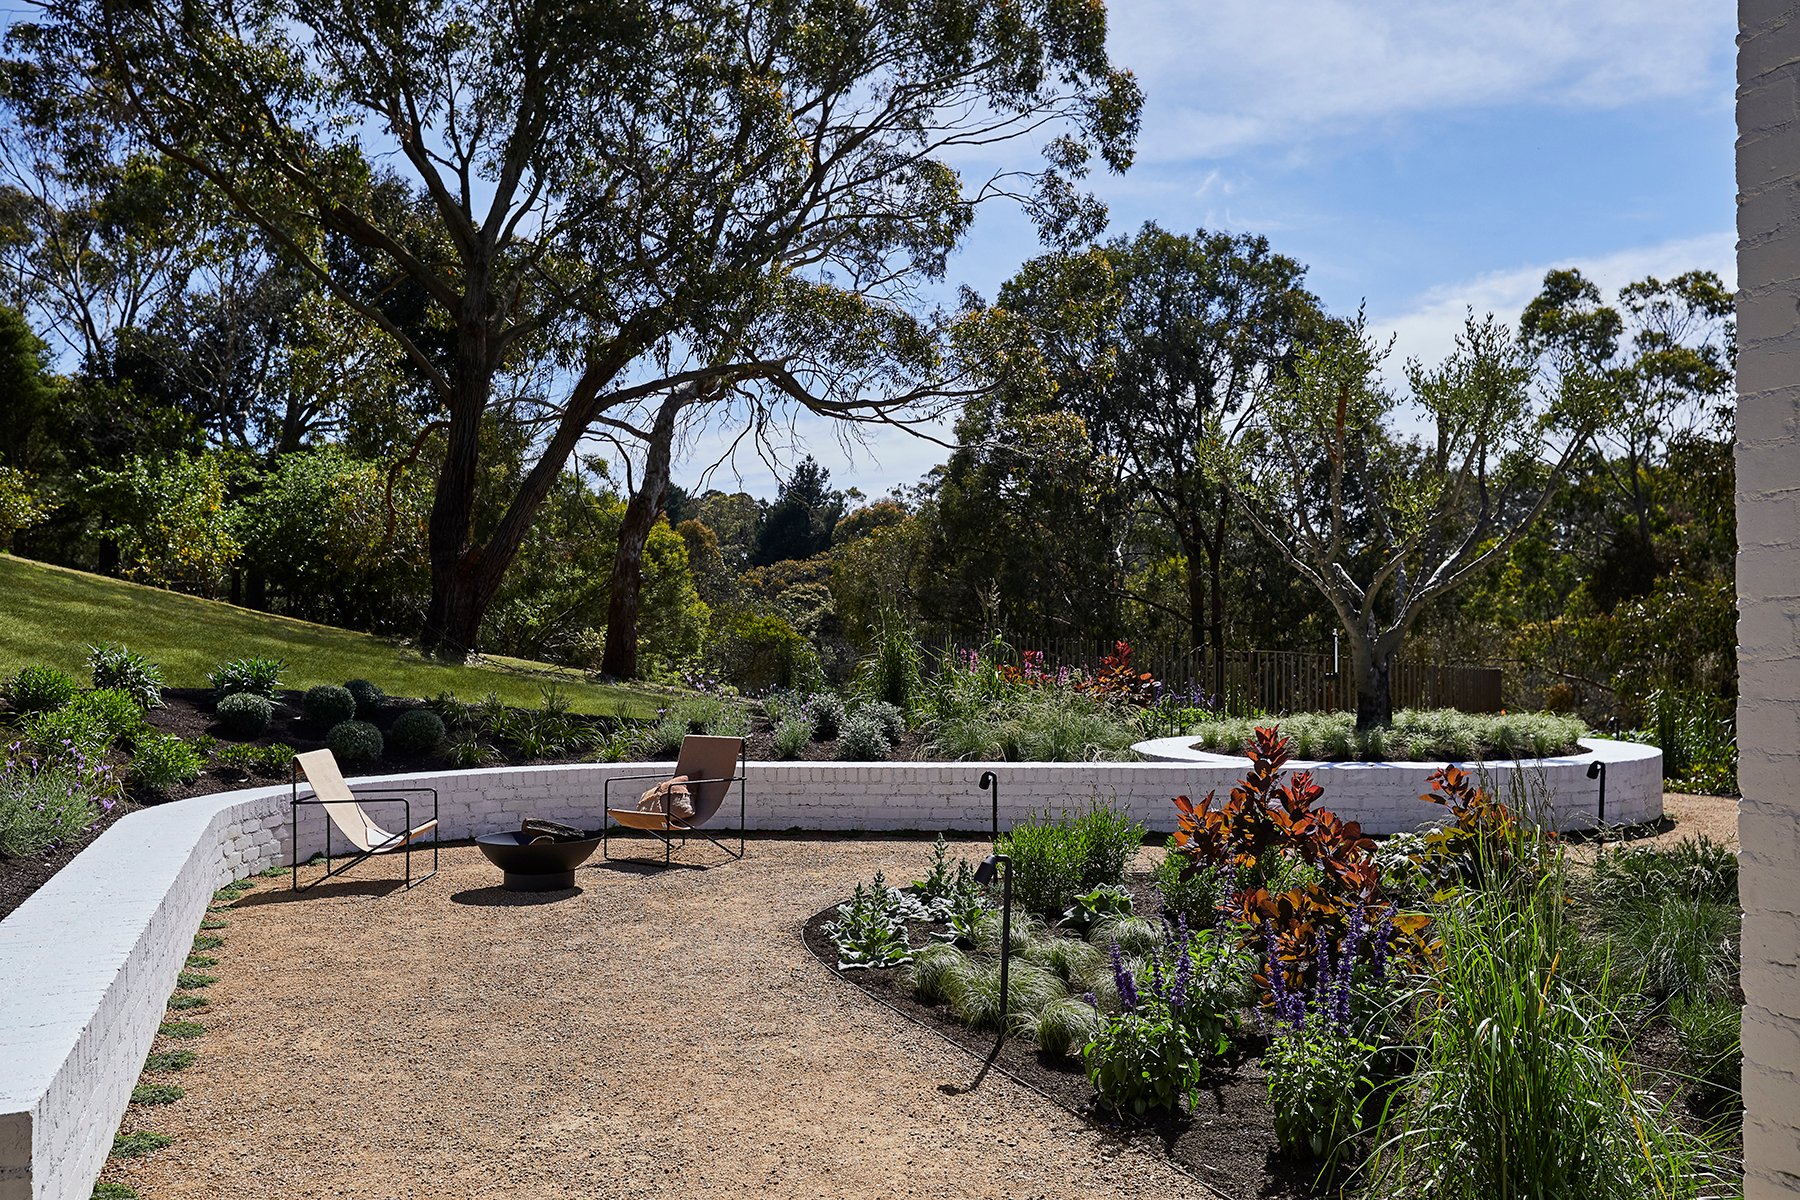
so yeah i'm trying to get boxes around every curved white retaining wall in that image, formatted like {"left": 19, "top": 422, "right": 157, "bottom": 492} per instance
{"left": 0, "top": 742, "right": 1661, "bottom": 1198}
{"left": 1130, "top": 736, "right": 1662, "bottom": 832}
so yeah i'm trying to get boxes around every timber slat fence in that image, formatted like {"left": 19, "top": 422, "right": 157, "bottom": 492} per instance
{"left": 921, "top": 629, "right": 1504, "bottom": 716}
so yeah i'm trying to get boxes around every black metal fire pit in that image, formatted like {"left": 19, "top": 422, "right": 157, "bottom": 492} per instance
{"left": 475, "top": 830, "right": 602, "bottom": 891}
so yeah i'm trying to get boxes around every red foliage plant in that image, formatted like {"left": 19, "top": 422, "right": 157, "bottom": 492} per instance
{"left": 1074, "top": 639, "right": 1160, "bottom": 706}
{"left": 1170, "top": 726, "right": 1428, "bottom": 995}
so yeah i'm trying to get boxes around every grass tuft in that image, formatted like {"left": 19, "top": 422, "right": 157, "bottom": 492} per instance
{"left": 130, "top": 1083, "right": 185, "bottom": 1106}
{"left": 166, "top": 993, "right": 209, "bottom": 1011}
{"left": 143, "top": 1050, "right": 194, "bottom": 1073}
{"left": 199, "top": 917, "right": 228, "bottom": 930}
{"left": 185, "top": 953, "right": 218, "bottom": 969}
{"left": 192, "top": 935, "right": 224, "bottom": 952}
{"left": 1024, "top": 995, "right": 1102, "bottom": 1057}
{"left": 948, "top": 960, "right": 1067, "bottom": 1030}
{"left": 904, "top": 943, "right": 974, "bottom": 1005}
{"left": 109, "top": 1131, "right": 172, "bottom": 1160}
{"left": 158, "top": 1021, "right": 204, "bottom": 1040}
{"left": 92, "top": 1184, "right": 139, "bottom": 1199}
{"left": 176, "top": 971, "right": 217, "bottom": 990}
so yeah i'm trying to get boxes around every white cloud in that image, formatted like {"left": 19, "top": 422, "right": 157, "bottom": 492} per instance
{"left": 1108, "top": 0, "right": 1732, "bottom": 162}
{"left": 1372, "top": 229, "right": 1736, "bottom": 370}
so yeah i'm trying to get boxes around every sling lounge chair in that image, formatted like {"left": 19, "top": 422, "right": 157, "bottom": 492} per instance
{"left": 602, "top": 735, "right": 746, "bottom": 866}
{"left": 290, "top": 748, "right": 440, "bottom": 891}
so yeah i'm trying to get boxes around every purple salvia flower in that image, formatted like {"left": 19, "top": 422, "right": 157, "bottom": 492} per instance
{"left": 1110, "top": 940, "right": 1139, "bottom": 1012}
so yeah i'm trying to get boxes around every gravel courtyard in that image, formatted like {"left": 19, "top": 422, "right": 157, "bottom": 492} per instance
{"left": 103, "top": 837, "right": 1202, "bottom": 1200}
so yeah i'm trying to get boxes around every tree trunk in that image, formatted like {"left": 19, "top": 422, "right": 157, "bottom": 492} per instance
{"left": 1351, "top": 634, "right": 1395, "bottom": 731}
{"left": 1204, "top": 512, "right": 1228, "bottom": 705}
{"left": 418, "top": 310, "right": 495, "bottom": 659}
{"left": 599, "top": 395, "right": 684, "bottom": 679}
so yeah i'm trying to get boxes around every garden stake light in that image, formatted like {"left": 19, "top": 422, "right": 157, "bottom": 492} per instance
{"left": 978, "top": 771, "right": 998, "bottom": 844}
{"left": 1587, "top": 758, "right": 1607, "bottom": 844}
{"left": 973, "top": 852, "right": 1012, "bottom": 1059}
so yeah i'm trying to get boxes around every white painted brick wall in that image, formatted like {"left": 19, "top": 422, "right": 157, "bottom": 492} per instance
{"left": 1739, "top": 4, "right": 1800, "bottom": 1195}
{"left": 0, "top": 740, "right": 1660, "bottom": 1199}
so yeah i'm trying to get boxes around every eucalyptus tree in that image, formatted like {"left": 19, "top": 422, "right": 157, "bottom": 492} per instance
{"left": 1519, "top": 268, "right": 1734, "bottom": 606}
{"left": 9, "top": 0, "right": 1141, "bottom": 657}
{"left": 975, "top": 224, "right": 1325, "bottom": 677}
{"left": 1231, "top": 312, "right": 1604, "bottom": 729}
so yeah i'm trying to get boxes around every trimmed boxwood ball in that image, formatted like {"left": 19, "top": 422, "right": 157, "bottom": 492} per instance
{"left": 303, "top": 684, "right": 356, "bottom": 727}
{"left": 343, "top": 679, "right": 386, "bottom": 718}
{"left": 327, "top": 719, "right": 384, "bottom": 764}
{"left": 389, "top": 708, "right": 446, "bottom": 756}
{"left": 215, "top": 692, "right": 273, "bottom": 738}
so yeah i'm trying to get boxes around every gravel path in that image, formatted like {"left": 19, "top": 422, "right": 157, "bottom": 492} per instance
{"left": 105, "top": 837, "right": 1205, "bottom": 1200}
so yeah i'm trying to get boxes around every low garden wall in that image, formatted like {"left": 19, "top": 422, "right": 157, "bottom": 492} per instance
{"left": 0, "top": 739, "right": 1660, "bottom": 1199}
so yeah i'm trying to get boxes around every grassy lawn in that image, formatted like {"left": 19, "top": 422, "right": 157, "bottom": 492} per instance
{"left": 0, "top": 556, "right": 662, "bottom": 718}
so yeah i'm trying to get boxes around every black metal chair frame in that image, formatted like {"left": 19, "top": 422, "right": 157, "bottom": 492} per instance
{"left": 601, "top": 745, "right": 747, "bottom": 867}
{"left": 290, "top": 764, "right": 440, "bottom": 892}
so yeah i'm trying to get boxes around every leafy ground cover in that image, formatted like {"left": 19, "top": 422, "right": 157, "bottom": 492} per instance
{"left": 1187, "top": 709, "right": 1588, "bottom": 762}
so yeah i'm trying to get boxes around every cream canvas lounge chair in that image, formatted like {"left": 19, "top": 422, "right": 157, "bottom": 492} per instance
{"left": 602, "top": 734, "right": 746, "bottom": 866}
{"left": 290, "top": 749, "right": 440, "bottom": 891}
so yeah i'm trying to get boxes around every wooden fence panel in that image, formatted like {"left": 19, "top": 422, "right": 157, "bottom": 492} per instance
{"left": 916, "top": 627, "right": 1504, "bottom": 715}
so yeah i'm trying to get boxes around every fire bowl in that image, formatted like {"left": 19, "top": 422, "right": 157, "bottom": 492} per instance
{"left": 475, "top": 830, "right": 602, "bottom": 891}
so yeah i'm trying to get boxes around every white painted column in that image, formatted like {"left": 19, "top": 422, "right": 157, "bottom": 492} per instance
{"left": 1737, "top": 4, "right": 1800, "bottom": 1195}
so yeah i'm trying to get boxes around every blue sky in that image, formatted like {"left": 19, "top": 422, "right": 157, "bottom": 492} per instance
{"left": 695, "top": 0, "right": 1738, "bottom": 500}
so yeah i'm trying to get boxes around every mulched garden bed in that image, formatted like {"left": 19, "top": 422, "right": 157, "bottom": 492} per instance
{"left": 802, "top": 866, "right": 1745, "bottom": 1200}
{"left": 802, "top": 872, "right": 1339, "bottom": 1200}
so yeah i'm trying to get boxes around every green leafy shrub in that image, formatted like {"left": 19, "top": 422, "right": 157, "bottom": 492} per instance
{"left": 859, "top": 700, "right": 907, "bottom": 745}
{"left": 215, "top": 742, "right": 294, "bottom": 778}
{"left": 326, "top": 720, "right": 383, "bottom": 765}
{"left": 68, "top": 688, "right": 148, "bottom": 746}
{"left": 1155, "top": 844, "right": 1228, "bottom": 927}
{"left": 708, "top": 611, "right": 823, "bottom": 692}
{"left": 835, "top": 713, "right": 889, "bottom": 760}
{"left": 805, "top": 692, "right": 846, "bottom": 740}
{"left": 1632, "top": 686, "right": 1736, "bottom": 795}
{"left": 389, "top": 709, "right": 447, "bottom": 756}
{"left": 1266, "top": 1018, "right": 1375, "bottom": 1161}
{"left": 302, "top": 685, "right": 356, "bottom": 727}
{"left": 87, "top": 643, "right": 164, "bottom": 709}
{"left": 208, "top": 657, "right": 284, "bottom": 701}
{"left": 343, "top": 678, "right": 386, "bottom": 718}
{"left": 6, "top": 664, "right": 77, "bottom": 713}
{"left": 18, "top": 704, "right": 112, "bottom": 756}
{"left": 1000, "top": 801, "right": 1144, "bottom": 914}
{"left": 1189, "top": 708, "right": 1587, "bottom": 763}
{"left": 773, "top": 715, "right": 811, "bottom": 759}
{"left": 0, "top": 751, "right": 115, "bottom": 858}
{"left": 130, "top": 734, "right": 204, "bottom": 794}
{"left": 214, "top": 692, "right": 273, "bottom": 738}
{"left": 1084, "top": 996, "right": 1202, "bottom": 1115}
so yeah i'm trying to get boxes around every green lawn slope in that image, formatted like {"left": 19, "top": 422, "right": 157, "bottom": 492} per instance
{"left": 0, "top": 556, "right": 661, "bottom": 718}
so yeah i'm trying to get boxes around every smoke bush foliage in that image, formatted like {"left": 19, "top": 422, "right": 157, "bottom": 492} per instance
{"left": 1189, "top": 709, "right": 1586, "bottom": 762}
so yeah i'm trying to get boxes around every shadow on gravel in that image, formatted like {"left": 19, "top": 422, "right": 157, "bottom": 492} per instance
{"left": 450, "top": 886, "right": 583, "bottom": 906}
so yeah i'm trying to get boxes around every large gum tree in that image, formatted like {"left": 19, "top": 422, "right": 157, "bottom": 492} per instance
{"left": 8, "top": 0, "right": 1140, "bottom": 658}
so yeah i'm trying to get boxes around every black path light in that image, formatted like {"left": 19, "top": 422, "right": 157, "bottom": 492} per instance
{"left": 978, "top": 770, "right": 998, "bottom": 844}
{"left": 974, "top": 851, "right": 1013, "bottom": 1054}
{"left": 1588, "top": 758, "right": 1608, "bottom": 844}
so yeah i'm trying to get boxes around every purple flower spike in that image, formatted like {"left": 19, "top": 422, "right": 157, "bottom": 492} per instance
{"left": 1110, "top": 941, "right": 1139, "bottom": 1012}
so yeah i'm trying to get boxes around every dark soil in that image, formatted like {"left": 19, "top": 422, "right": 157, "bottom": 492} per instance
{"left": 802, "top": 874, "right": 1339, "bottom": 1200}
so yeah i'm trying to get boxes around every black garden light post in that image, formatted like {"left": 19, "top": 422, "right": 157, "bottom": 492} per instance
{"left": 974, "top": 852, "right": 1012, "bottom": 1050}
{"left": 1588, "top": 758, "right": 1608, "bottom": 844}
{"left": 978, "top": 770, "right": 998, "bottom": 844}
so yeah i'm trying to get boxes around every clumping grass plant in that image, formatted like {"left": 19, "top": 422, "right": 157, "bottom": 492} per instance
{"left": 1189, "top": 709, "right": 1587, "bottom": 763}
{"left": 1366, "top": 853, "right": 1732, "bottom": 1200}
